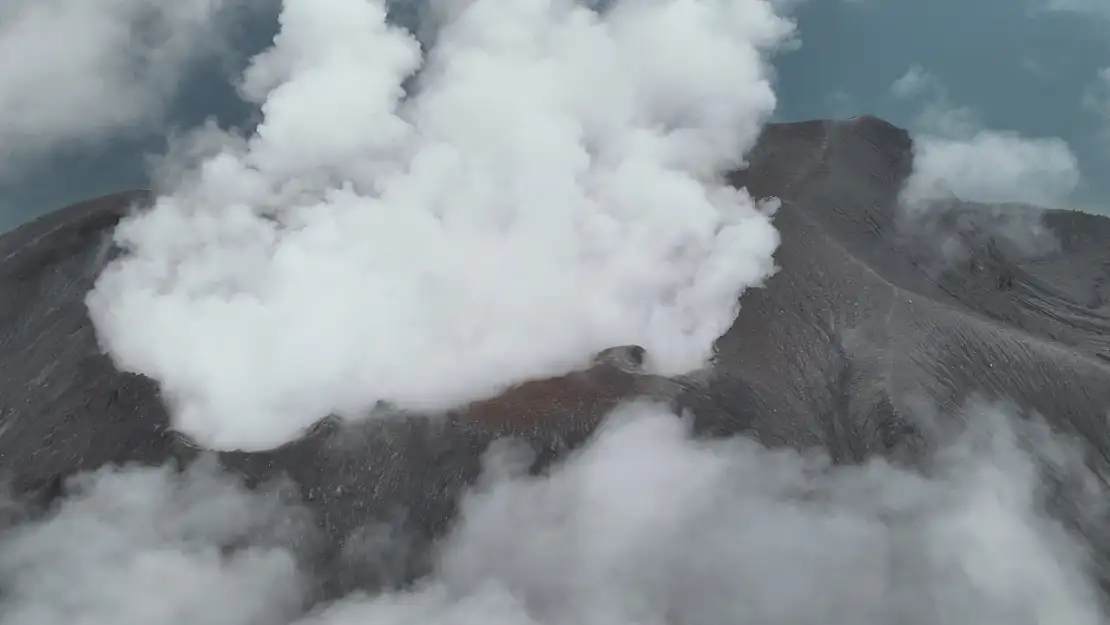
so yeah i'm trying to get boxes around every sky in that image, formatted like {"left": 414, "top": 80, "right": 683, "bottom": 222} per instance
{"left": 775, "top": 0, "right": 1110, "bottom": 209}
{"left": 1, "top": 0, "right": 1110, "bottom": 230}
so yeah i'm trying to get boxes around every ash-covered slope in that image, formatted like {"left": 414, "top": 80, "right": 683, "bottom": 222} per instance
{"left": 0, "top": 190, "right": 166, "bottom": 491}
{"left": 4, "top": 116, "right": 1110, "bottom": 594}
{"left": 718, "top": 117, "right": 1110, "bottom": 462}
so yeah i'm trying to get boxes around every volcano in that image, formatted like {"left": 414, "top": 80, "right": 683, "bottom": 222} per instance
{"left": 3, "top": 115, "right": 1110, "bottom": 597}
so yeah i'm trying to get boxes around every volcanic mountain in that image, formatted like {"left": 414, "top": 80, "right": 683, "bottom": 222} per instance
{"left": 4, "top": 115, "right": 1110, "bottom": 595}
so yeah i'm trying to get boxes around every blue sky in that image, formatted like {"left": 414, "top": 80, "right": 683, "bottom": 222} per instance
{"left": 774, "top": 0, "right": 1110, "bottom": 208}
{"left": 1, "top": 0, "right": 1109, "bottom": 229}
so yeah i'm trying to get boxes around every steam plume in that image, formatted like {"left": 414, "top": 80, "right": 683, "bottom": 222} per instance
{"left": 88, "top": 0, "right": 793, "bottom": 451}
{"left": 891, "top": 65, "right": 1081, "bottom": 210}
{"left": 0, "top": 0, "right": 250, "bottom": 180}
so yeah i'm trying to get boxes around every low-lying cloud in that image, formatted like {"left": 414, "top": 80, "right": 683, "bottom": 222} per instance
{"left": 903, "top": 133, "right": 1080, "bottom": 209}
{"left": 87, "top": 0, "right": 793, "bottom": 451}
{"left": 0, "top": 458, "right": 310, "bottom": 625}
{"left": 2, "top": 401, "right": 1104, "bottom": 625}
{"left": 891, "top": 65, "right": 1081, "bottom": 209}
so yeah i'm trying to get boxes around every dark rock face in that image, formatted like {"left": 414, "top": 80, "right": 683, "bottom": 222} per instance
{"left": 4, "top": 116, "right": 1110, "bottom": 595}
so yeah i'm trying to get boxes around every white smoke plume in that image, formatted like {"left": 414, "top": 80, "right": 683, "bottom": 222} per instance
{"left": 1, "top": 401, "right": 1104, "bottom": 625}
{"left": 0, "top": 0, "right": 253, "bottom": 181}
{"left": 891, "top": 65, "right": 1081, "bottom": 209}
{"left": 87, "top": 0, "right": 792, "bottom": 451}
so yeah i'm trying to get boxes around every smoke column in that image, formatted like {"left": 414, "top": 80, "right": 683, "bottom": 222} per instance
{"left": 86, "top": 0, "right": 793, "bottom": 451}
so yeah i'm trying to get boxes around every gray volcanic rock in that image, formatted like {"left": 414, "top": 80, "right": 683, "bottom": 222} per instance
{"left": 0, "top": 190, "right": 169, "bottom": 493}
{"left": 722, "top": 117, "right": 1110, "bottom": 461}
{"left": 4, "top": 116, "right": 1110, "bottom": 595}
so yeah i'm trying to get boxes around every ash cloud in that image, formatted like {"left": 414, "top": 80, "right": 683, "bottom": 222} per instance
{"left": 2, "top": 401, "right": 1105, "bottom": 625}
{"left": 88, "top": 0, "right": 793, "bottom": 451}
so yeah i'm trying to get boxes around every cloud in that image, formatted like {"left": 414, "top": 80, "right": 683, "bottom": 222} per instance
{"left": 902, "top": 133, "right": 1080, "bottom": 209}
{"left": 368, "top": 401, "right": 1104, "bottom": 625}
{"left": 890, "top": 65, "right": 1080, "bottom": 209}
{"left": 87, "top": 0, "right": 794, "bottom": 451}
{"left": 0, "top": 0, "right": 253, "bottom": 181}
{"left": 1082, "top": 67, "right": 1110, "bottom": 139}
{"left": 824, "top": 90, "right": 854, "bottom": 118}
{"left": 890, "top": 65, "right": 936, "bottom": 100}
{"left": 2, "top": 401, "right": 1105, "bottom": 625}
{"left": 0, "top": 458, "right": 310, "bottom": 625}
{"left": 1035, "top": 0, "right": 1110, "bottom": 19}
{"left": 889, "top": 65, "right": 980, "bottom": 138}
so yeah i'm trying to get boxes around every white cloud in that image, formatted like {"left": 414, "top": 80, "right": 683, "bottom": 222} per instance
{"left": 0, "top": 0, "right": 250, "bottom": 180}
{"left": 2, "top": 401, "right": 1104, "bottom": 625}
{"left": 890, "top": 65, "right": 980, "bottom": 137}
{"left": 87, "top": 0, "right": 794, "bottom": 451}
{"left": 1082, "top": 67, "right": 1110, "bottom": 138}
{"left": 825, "top": 90, "right": 854, "bottom": 118}
{"left": 1036, "top": 0, "right": 1110, "bottom": 19}
{"left": 903, "top": 133, "right": 1080, "bottom": 208}
{"left": 891, "top": 65, "right": 1080, "bottom": 209}
{"left": 367, "top": 402, "right": 1103, "bottom": 625}
{"left": 0, "top": 459, "right": 308, "bottom": 625}
{"left": 890, "top": 65, "right": 937, "bottom": 100}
